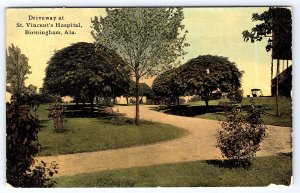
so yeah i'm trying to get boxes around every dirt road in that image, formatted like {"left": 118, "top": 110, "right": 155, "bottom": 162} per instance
{"left": 37, "top": 105, "right": 292, "bottom": 177}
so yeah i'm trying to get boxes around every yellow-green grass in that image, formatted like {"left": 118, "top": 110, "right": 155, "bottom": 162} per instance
{"left": 54, "top": 153, "right": 292, "bottom": 187}
{"left": 37, "top": 104, "right": 186, "bottom": 156}
{"left": 195, "top": 97, "right": 292, "bottom": 127}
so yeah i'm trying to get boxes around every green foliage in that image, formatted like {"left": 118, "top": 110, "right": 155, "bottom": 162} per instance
{"left": 153, "top": 55, "right": 243, "bottom": 106}
{"left": 49, "top": 103, "right": 67, "bottom": 133}
{"left": 152, "top": 68, "right": 185, "bottom": 100}
{"left": 180, "top": 55, "right": 243, "bottom": 106}
{"left": 6, "top": 44, "right": 32, "bottom": 100}
{"left": 124, "top": 81, "right": 153, "bottom": 98}
{"left": 228, "top": 89, "right": 244, "bottom": 103}
{"left": 216, "top": 105, "right": 267, "bottom": 164}
{"left": 19, "top": 84, "right": 39, "bottom": 105}
{"left": 139, "top": 83, "right": 154, "bottom": 98}
{"left": 44, "top": 42, "right": 130, "bottom": 104}
{"left": 6, "top": 101, "right": 58, "bottom": 187}
{"left": 91, "top": 8, "right": 189, "bottom": 77}
{"left": 91, "top": 8, "right": 189, "bottom": 123}
{"left": 242, "top": 7, "right": 292, "bottom": 54}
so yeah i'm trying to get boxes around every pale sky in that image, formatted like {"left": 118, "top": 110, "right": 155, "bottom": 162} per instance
{"left": 6, "top": 7, "right": 282, "bottom": 98}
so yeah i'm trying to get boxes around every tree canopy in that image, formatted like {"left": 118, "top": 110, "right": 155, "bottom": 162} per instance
{"left": 152, "top": 68, "right": 185, "bottom": 105}
{"left": 123, "top": 80, "right": 154, "bottom": 104}
{"left": 43, "top": 42, "right": 130, "bottom": 109}
{"left": 6, "top": 44, "right": 32, "bottom": 101}
{"left": 179, "top": 55, "right": 243, "bottom": 106}
{"left": 91, "top": 8, "right": 189, "bottom": 124}
{"left": 242, "top": 7, "right": 292, "bottom": 59}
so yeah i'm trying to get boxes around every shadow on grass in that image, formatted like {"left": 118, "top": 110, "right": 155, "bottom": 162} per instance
{"left": 153, "top": 104, "right": 269, "bottom": 118}
{"left": 153, "top": 105, "right": 227, "bottom": 117}
{"left": 280, "top": 152, "right": 292, "bottom": 157}
{"left": 206, "top": 159, "right": 252, "bottom": 169}
{"left": 97, "top": 115, "right": 153, "bottom": 126}
{"left": 53, "top": 104, "right": 114, "bottom": 118}
{"left": 62, "top": 104, "right": 98, "bottom": 118}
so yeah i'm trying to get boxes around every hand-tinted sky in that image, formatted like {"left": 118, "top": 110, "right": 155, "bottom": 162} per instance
{"left": 7, "top": 7, "right": 286, "bottom": 98}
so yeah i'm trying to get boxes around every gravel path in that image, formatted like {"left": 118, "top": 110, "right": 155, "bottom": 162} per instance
{"left": 37, "top": 105, "right": 292, "bottom": 177}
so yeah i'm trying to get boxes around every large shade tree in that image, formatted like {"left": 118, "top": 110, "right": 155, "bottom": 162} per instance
{"left": 91, "top": 8, "right": 189, "bottom": 124}
{"left": 152, "top": 68, "right": 186, "bottom": 105}
{"left": 179, "top": 55, "right": 243, "bottom": 107}
{"left": 44, "top": 42, "right": 130, "bottom": 111}
{"left": 6, "top": 44, "right": 32, "bottom": 102}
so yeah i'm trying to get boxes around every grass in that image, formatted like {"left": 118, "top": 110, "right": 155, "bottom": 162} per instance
{"left": 37, "top": 104, "right": 186, "bottom": 156}
{"left": 158, "top": 97, "right": 292, "bottom": 127}
{"left": 188, "top": 99, "right": 231, "bottom": 106}
{"left": 196, "top": 97, "right": 292, "bottom": 127}
{"left": 54, "top": 153, "right": 292, "bottom": 187}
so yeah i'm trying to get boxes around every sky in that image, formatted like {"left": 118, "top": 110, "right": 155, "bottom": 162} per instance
{"left": 6, "top": 7, "right": 284, "bottom": 99}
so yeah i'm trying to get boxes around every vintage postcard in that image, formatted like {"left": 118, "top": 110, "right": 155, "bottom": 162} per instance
{"left": 5, "top": 7, "right": 292, "bottom": 187}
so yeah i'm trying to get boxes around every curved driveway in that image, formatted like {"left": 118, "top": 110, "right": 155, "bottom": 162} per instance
{"left": 37, "top": 105, "right": 292, "bottom": 177}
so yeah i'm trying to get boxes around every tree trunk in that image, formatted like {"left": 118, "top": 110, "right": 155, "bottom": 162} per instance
{"left": 177, "top": 96, "right": 180, "bottom": 105}
{"left": 276, "top": 59, "right": 280, "bottom": 116}
{"left": 96, "top": 97, "right": 99, "bottom": 104}
{"left": 90, "top": 96, "right": 94, "bottom": 113}
{"left": 126, "top": 97, "right": 129, "bottom": 105}
{"left": 135, "top": 75, "right": 140, "bottom": 125}
{"left": 271, "top": 58, "right": 273, "bottom": 91}
{"left": 205, "top": 99, "right": 209, "bottom": 107}
{"left": 139, "top": 96, "right": 143, "bottom": 104}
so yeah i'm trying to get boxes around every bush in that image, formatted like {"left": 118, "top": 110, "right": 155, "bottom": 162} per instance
{"left": 228, "top": 89, "right": 243, "bottom": 103}
{"left": 6, "top": 101, "right": 58, "bottom": 187}
{"left": 216, "top": 104, "right": 267, "bottom": 165}
{"left": 49, "top": 103, "right": 67, "bottom": 133}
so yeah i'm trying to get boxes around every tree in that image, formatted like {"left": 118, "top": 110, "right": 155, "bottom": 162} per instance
{"left": 44, "top": 42, "right": 130, "bottom": 111}
{"left": 6, "top": 101, "right": 58, "bottom": 187}
{"left": 6, "top": 44, "right": 32, "bottom": 102}
{"left": 138, "top": 83, "right": 154, "bottom": 103}
{"left": 123, "top": 80, "right": 136, "bottom": 105}
{"left": 123, "top": 81, "right": 153, "bottom": 104}
{"left": 242, "top": 7, "right": 292, "bottom": 116}
{"left": 179, "top": 55, "right": 243, "bottom": 107}
{"left": 152, "top": 68, "right": 185, "bottom": 105}
{"left": 91, "top": 8, "right": 189, "bottom": 124}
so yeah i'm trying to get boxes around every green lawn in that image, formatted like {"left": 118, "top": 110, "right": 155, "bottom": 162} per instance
{"left": 54, "top": 153, "right": 292, "bottom": 187}
{"left": 195, "top": 97, "right": 292, "bottom": 127}
{"left": 37, "top": 104, "right": 186, "bottom": 156}
{"left": 188, "top": 99, "right": 231, "bottom": 106}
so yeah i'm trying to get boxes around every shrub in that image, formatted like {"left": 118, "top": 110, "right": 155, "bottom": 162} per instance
{"left": 49, "top": 103, "right": 67, "bottom": 133}
{"left": 228, "top": 89, "right": 243, "bottom": 103}
{"left": 216, "top": 104, "right": 267, "bottom": 165}
{"left": 6, "top": 101, "right": 58, "bottom": 187}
